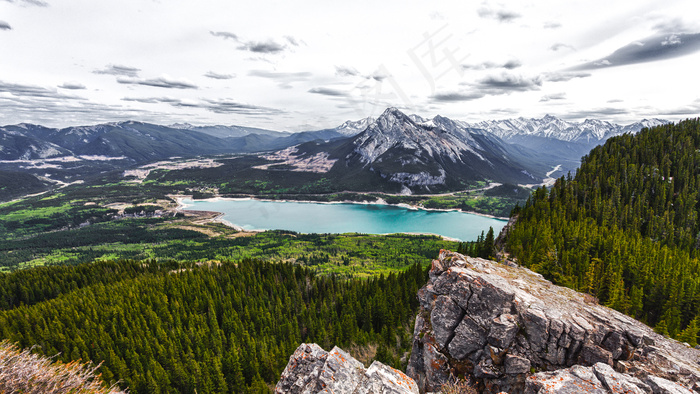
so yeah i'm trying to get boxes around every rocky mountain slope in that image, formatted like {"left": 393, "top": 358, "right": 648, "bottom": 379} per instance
{"left": 0, "top": 111, "right": 669, "bottom": 200}
{"left": 274, "top": 344, "right": 418, "bottom": 394}
{"left": 328, "top": 113, "right": 666, "bottom": 144}
{"left": 407, "top": 250, "right": 700, "bottom": 393}
{"left": 286, "top": 108, "right": 556, "bottom": 192}
{"left": 469, "top": 115, "right": 668, "bottom": 144}
{"left": 275, "top": 250, "right": 700, "bottom": 393}
{"left": 324, "top": 113, "right": 668, "bottom": 177}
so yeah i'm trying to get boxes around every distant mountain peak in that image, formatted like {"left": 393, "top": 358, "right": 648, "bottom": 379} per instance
{"left": 432, "top": 114, "right": 451, "bottom": 123}
{"left": 469, "top": 115, "right": 669, "bottom": 144}
{"left": 170, "top": 122, "right": 195, "bottom": 129}
{"left": 335, "top": 117, "right": 376, "bottom": 137}
{"left": 376, "top": 107, "right": 412, "bottom": 127}
{"left": 382, "top": 107, "right": 406, "bottom": 117}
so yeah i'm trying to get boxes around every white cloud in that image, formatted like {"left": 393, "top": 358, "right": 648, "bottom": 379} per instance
{"left": 0, "top": 0, "right": 697, "bottom": 128}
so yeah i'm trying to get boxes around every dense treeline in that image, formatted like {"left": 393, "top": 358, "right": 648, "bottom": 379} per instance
{"left": 457, "top": 227, "right": 495, "bottom": 259}
{"left": 0, "top": 260, "right": 179, "bottom": 310}
{"left": 506, "top": 118, "right": 700, "bottom": 339}
{"left": 0, "top": 219, "right": 204, "bottom": 253}
{"left": 0, "top": 259, "right": 428, "bottom": 393}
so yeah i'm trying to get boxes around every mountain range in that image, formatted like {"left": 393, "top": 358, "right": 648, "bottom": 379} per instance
{"left": 275, "top": 108, "right": 551, "bottom": 192}
{"left": 0, "top": 110, "right": 668, "bottom": 199}
{"left": 242, "top": 108, "right": 668, "bottom": 193}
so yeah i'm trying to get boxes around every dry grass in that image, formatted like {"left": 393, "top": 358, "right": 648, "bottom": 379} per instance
{"left": 0, "top": 340, "right": 126, "bottom": 394}
{"left": 346, "top": 343, "right": 378, "bottom": 367}
{"left": 440, "top": 376, "right": 478, "bottom": 394}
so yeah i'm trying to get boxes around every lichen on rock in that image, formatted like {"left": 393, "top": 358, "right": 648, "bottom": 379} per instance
{"left": 275, "top": 343, "right": 419, "bottom": 394}
{"left": 406, "top": 250, "right": 700, "bottom": 393}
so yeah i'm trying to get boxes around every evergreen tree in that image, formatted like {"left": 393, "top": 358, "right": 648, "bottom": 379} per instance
{"left": 505, "top": 119, "right": 700, "bottom": 335}
{"left": 481, "top": 227, "right": 495, "bottom": 259}
{"left": 678, "top": 318, "right": 699, "bottom": 347}
{"left": 0, "top": 259, "right": 430, "bottom": 393}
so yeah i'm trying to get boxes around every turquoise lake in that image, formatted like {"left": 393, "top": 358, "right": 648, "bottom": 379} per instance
{"left": 180, "top": 198, "right": 507, "bottom": 241}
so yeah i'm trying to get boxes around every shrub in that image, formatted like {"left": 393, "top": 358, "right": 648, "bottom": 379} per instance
{"left": 0, "top": 340, "right": 125, "bottom": 394}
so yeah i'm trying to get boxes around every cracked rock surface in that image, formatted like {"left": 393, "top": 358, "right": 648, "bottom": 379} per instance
{"left": 275, "top": 343, "right": 419, "bottom": 394}
{"left": 406, "top": 250, "right": 700, "bottom": 393}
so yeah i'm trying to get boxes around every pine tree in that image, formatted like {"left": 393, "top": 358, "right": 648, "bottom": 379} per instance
{"left": 678, "top": 318, "right": 699, "bottom": 347}
{"left": 654, "top": 320, "right": 669, "bottom": 337}
{"left": 481, "top": 227, "right": 495, "bottom": 259}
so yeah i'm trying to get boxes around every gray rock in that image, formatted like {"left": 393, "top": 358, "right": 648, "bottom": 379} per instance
{"left": 474, "top": 358, "right": 500, "bottom": 379}
{"left": 431, "top": 295, "right": 464, "bottom": 349}
{"left": 592, "top": 362, "right": 651, "bottom": 393}
{"left": 275, "top": 343, "right": 329, "bottom": 393}
{"left": 602, "top": 331, "right": 630, "bottom": 360}
{"left": 356, "top": 361, "right": 419, "bottom": 394}
{"left": 580, "top": 343, "right": 613, "bottom": 366}
{"left": 317, "top": 347, "right": 364, "bottom": 394}
{"left": 422, "top": 340, "right": 451, "bottom": 390}
{"left": 447, "top": 317, "right": 486, "bottom": 360}
{"left": 523, "top": 307, "right": 549, "bottom": 353}
{"left": 525, "top": 365, "right": 608, "bottom": 394}
{"left": 274, "top": 344, "right": 418, "bottom": 394}
{"left": 433, "top": 268, "right": 472, "bottom": 310}
{"left": 487, "top": 313, "right": 519, "bottom": 349}
{"left": 407, "top": 250, "right": 700, "bottom": 394}
{"left": 645, "top": 375, "right": 694, "bottom": 394}
{"left": 417, "top": 284, "right": 437, "bottom": 311}
{"left": 504, "top": 354, "right": 530, "bottom": 374}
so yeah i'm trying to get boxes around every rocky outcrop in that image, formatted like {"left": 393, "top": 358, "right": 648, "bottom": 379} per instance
{"left": 407, "top": 250, "right": 700, "bottom": 393}
{"left": 275, "top": 343, "right": 419, "bottom": 394}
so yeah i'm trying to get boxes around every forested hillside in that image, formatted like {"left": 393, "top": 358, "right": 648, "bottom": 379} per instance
{"left": 0, "top": 259, "right": 428, "bottom": 393}
{"left": 505, "top": 118, "right": 700, "bottom": 340}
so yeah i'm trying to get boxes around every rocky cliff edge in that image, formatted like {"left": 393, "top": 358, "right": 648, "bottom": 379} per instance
{"left": 274, "top": 343, "right": 419, "bottom": 394}
{"left": 407, "top": 250, "right": 700, "bottom": 393}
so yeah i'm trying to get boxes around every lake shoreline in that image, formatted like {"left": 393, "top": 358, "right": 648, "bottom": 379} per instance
{"left": 174, "top": 194, "right": 509, "bottom": 221}
{"left": 173, "top": 195, "right": 506, "bottom": 242}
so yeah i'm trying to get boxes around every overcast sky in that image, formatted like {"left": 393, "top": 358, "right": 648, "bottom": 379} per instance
{"left": 1, "top": 0, "right": 699, "bottom": 130}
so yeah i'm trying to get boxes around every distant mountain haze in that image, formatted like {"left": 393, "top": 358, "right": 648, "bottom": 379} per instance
{"left": 0, "top": 109, "right": 668, "bottom": 199}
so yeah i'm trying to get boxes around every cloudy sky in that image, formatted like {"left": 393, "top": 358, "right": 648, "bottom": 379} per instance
{"left": 1, "top": 0, "right": 699, "bottom": 130}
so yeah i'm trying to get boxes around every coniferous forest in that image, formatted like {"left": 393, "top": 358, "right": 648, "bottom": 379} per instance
{"left": 0, "top": 259, "right": 427, "bottom": 393}
{"left": 506, "top": 118, "right": 700, "bottom": 340}
{"left": 4, "top": 118, "right": 700, "bottom": 392}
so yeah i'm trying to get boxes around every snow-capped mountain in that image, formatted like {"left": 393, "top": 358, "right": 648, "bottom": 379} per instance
{"left": 620, "top": 119, "right": 669, "bottom": 135}
{"left": 466, "top": 115, "right": 668, "bottom": 144}
{"left": 283, "top": 108, "right": 553, "bottom": 192}
{"left": 333, "top": 117, "right": 376, "bottom": 137}
{"left": 350, "top": 108, "right": 480, "bottom": 165}
{"left": 284, "top": 108, "right": 671, "bottom": 193}
{"left": 0, "top": 110, "right": 675, "bottom": 199}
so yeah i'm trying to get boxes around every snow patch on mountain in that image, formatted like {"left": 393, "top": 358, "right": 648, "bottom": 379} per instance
{"left": 334, "top": 117, "right": 376, "bottom": 137}
{"left": 351, "top": 108, "right": 488, "bottom": 166}
{"left": 467, "top": 115, "right": 668, "bottom": 143}
{"left": 389, "top": 168, "right": 446, "bottom": 187}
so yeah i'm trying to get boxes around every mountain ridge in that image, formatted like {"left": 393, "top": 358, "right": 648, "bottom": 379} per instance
{"left": 320, "top": 112, "right": 669, "bottom": 144}
{"left": 0, "top": 110, "right": 671, "bottom": 200}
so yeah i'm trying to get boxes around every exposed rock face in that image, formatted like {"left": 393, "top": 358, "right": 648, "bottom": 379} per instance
{"left": 407, "top": 250, "right": 700, "bottom": 393}
{"left": 275, "top": 343, "right": 419, "bottom": 394}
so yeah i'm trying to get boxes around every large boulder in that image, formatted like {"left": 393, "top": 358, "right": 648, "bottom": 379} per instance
{"left": 407, "top": 250, "right": 700, "bottom": 393}
{"left": 275, "top": 343, "right": 419, "bottom": 394}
